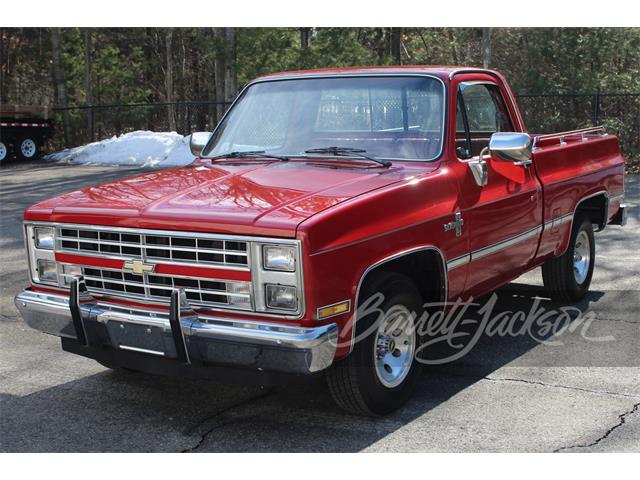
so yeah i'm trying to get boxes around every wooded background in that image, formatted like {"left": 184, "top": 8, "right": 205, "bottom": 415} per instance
{"left": 1, "top": 27, "right": 638, "bottom": 160}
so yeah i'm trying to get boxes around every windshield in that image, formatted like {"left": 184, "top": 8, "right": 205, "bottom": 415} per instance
{"left": 203, "top": 76, "right": 445, "bottom": 161}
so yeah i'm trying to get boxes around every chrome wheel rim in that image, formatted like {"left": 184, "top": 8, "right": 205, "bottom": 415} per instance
{"left": 374, "top": 304, "right": 416, "bottom": 388}
{"left": 20, "top": 139, "right": 36, "bottom": 158}
{"left": 0, "top": 142, "right": 6, "bottom": 161}
{"left": 573, "top": 230, "right": 591, "bottom": 284}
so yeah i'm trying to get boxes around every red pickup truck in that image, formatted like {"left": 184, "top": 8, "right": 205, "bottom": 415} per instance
{"left": 16, "top": 66, "right": 627, "bottom": 416}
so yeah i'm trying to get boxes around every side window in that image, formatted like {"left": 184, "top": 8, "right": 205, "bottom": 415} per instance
{"left": 456, "top": 83, "right": 514, "bottom": 159}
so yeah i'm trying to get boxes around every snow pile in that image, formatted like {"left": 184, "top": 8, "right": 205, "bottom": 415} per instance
{"left": 45, "top": 131, "right": 195, "bottom": 167}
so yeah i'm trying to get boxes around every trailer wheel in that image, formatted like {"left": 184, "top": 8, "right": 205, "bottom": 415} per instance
{"left": 16, "top": 136, "right": 39, "bottom": 160}
{"left": 0, "top": 141, "right": 8, "bottom": 163}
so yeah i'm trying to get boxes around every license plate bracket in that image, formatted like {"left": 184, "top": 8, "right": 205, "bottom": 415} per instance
{"left": 106, "top": 321, "right": 176, "bottom": 358}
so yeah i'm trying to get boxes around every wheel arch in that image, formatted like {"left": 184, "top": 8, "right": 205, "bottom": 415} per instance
{"left": 350, "top": 246, "right": 447, "bottom": 353}
{"left": 575, "top": 191, "right": 609, "bottom": 232}
{"left": 556, "top": 190, "right": 609, "bottom": 256}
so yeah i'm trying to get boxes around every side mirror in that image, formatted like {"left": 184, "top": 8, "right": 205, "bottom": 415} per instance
{"left": 189, "top": 132, "right": 212, "bottom": 157}
{"left": 488, "top": 132, "right": 532, "bottom": 166}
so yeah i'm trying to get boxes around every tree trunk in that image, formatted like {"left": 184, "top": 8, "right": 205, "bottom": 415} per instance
{"left": 206, "top": 28, "right": 218, "bottom": 128}
{"left": 213, "top": 27, "right": 226, "bottom": 121}
{"left": 165, "top": 28, "right": 176, "bottom": 132}
{"left": 444, "top": 28, "right": 459, "bottom": 65}
{"left": 223, "top": 27, "right": 237, "bottom": 105}
{"left": 180, "top": 30, "right": 189, "bottom": 133}
{"left": 83, "top": 29, "right": 94, "bottom": 142}
{"left": 482, "top": 27, "right": 491, "bottom": 68}
{"left": 391, "top": 27, "right": 402, "bottom": 64}
{"left": 300, "top": 28, "right": 310, "bottom": 49}
{"left": 50, "top": 27, "right": 71, "bottom": 147}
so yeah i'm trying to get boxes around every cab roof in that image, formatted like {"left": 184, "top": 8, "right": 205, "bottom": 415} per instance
{"left": 255, "top": 65, "right": 497, "bottom": 82}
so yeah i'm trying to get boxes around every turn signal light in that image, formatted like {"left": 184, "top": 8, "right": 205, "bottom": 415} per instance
{"left": 317, "top": 300, "right": 351, "bottom": 320}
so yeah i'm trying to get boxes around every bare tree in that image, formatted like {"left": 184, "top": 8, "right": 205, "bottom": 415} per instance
{"left": 50, "top": 27, "right": 70, "bottom": 146}
{"left": 391, "top": 27, "right": 402, "bottom": 64}
{"left": 482, "top": 27, "right": 491, "bottom": 68}
{"left": 165, "top": 28, "right": 176, "bottom": 131}
{"left": 213, "top": 27, "right": 226, "bottom": 121}
{"left": 300, "top": 28, "right": 310, "bottom": 49}
{"left": 224, "top": 27, "right": 237, "bottom": 104}
{"left": 83, "top": 29, "right": 94, "bottom": 141}
{"left": 444, "top": 28, "right": 459, "bottom": 65}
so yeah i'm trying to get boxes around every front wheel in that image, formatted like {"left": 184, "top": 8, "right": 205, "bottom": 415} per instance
{"left": 16, "top": 136, "right": 39, "bottom": 161}
{"left": 542, "top": 213, "right": 595, "bottom": 302}
{"left": 326, "top": 272, "right": 424, "bottom": 416}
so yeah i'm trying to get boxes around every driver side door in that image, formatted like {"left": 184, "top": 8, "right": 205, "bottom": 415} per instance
{"left": 454, "top": 81, "right": 542, "bottom": 297}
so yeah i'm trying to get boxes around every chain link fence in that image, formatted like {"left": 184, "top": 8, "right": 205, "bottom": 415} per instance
{"left": 50, "top": 101, "right": 232, "bottom": 151}
{"left": 515, "top": 93, "right": 640, "bottom": 159}
{"left": 50, "top": 93, "right": 640, "bottom": 159}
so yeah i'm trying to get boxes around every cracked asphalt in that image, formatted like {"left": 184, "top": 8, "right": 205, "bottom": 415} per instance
{"left": 1, "top": 159, "right": 638, "bottom": 452}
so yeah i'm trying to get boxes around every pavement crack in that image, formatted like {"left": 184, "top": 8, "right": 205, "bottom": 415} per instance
{"left": 591, "top": 316, "right": 640, "bottom": 325}
{"left": 553, "top": 402, "right": 640, "bottom": 452}
{"left": 484, "top": 376, "right": 640, "bottom": 399}
{"left": 180, "top": 388, "right": 271, "bottom": 453}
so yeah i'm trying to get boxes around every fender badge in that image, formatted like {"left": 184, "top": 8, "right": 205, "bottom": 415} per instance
{"left": 444, "top": 212, "right": 464, "bottom": 237}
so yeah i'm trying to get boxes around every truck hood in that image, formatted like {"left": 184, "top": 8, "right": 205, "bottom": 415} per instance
{"left": 26, "top": 160, "right": 434, "bottom": 237}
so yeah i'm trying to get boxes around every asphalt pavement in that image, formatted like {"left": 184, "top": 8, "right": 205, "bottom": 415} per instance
{"left": 1, "top": 158, "right": 638, "bottom": 452}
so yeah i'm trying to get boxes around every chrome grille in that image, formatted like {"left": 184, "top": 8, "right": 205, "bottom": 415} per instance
{"left": 56, "top": 227, "right": 248, "bottom": 267}
{"left": 78, "top": 267, "right": 251, "bottom": 309}
{"left": 54, "top": 225, "right": 253, "bottom": 311}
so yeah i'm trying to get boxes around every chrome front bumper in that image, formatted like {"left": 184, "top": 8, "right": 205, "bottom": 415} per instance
{"left": 15, "top": 286, "right": 337, "bottom": 374}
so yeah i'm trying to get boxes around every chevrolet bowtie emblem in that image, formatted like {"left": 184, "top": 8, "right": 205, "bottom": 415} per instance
{"left": 123, "top": 260, "right": 155, "bottom": 275}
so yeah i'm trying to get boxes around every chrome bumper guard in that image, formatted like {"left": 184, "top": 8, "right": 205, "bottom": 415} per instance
{"left": 15, "top": 278, "right": 337, "bottom": 374}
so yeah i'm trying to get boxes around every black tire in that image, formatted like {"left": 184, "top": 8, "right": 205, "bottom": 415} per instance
{"left": 542, "top": 213, "right": 595, "bottom": 302}
{"left": 0, "top": 141, "right": 8, "bottom": 163}
{"left": 326, "top": 272, "right": 424, "bottom": 416}
{"left": 16, "top": 136, "right": 40, "bottom": 161}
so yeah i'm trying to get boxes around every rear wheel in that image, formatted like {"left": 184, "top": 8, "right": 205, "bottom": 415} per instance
{"left": 16, "top": 136, "right": 39, "bottom": 161}
{"left": 326, "top": 272, "right": 424, "bottom": 416}
{"left": 542, "top": 213, "right": 595, "bottom": 302}
{"left": 0, "top": 141, "right": 8, "bottom": 163}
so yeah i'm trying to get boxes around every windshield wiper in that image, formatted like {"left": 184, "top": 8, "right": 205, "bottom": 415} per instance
{"left": 303, "top": 147, "right": 391, "bottom": 167}
{"left": 208, "top": 150, "right": 289, "bottom": 161}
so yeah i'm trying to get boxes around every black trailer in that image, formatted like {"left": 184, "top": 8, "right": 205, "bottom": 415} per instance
{"left": 0, "top": 105, "right": 55, "bottom": 163}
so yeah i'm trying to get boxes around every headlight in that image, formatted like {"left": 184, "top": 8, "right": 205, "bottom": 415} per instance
{"left": 36, "top": 259, "right": 58, "bottom": 283}
{"left": 26, "top": 224, "right": 59, "bottom": 286}
{"left": 252, "top": 241, "right": 302, "bottom": 314}
{"left": 263, "top": 245, "right": 296, "bottom": 272}
{"left": 34, "top": 227, "right": 54, "bottom": 249}
{"left": 265, "top": 284, "right": 297, "bottom": 310}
